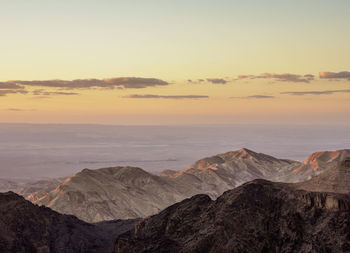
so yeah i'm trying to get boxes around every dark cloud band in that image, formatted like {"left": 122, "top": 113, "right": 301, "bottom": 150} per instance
{"left": 0, "top": 83, "right": 25, "bottom": 90}
{"left": 4, "top": 77, "right": 169, "bottom": 90}
{"left": 123, "top": 94, "right": 209, "bottom": 99}
{"left": 0, "top": 90, "right": 28, "bottom": 97}
{"left": 319, "top": 71, "right": 350, "bottom": 80}
{"left": 237, "top": 73, "right": 314, "bottom": 83}
{"left": 32, "top": 90, "right": 79, "bottom": 96}
{"left": 206, "top": 78, "right": 228, "bottom": 84}
{"left": 230, "top": 95, "right": 275, "bottom": 99}
{"left": 281, "top": 89, "right": 350, "bottom": 96}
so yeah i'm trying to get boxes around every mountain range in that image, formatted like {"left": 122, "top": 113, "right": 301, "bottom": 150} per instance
{"left": 26, "top": 148, "right": 349, "bottom": 222}
{"left": 115, "top": 158, "right": 350, "bottom": 253}
{"left": 0, "top": 149, "right": 350, "bottom": 252}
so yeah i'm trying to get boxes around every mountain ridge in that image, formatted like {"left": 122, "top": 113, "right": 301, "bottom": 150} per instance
{"left": 296, "top": 157, "right": 350, "bottom": 194}
{"left": 115, "top": 176, "right": 350, "bottom": 253}
{"left": 290, "top": 149, "right": 350, "bottom": 181}
{"left": 0, "top": 191, "right": 137, "bottom": 253}
{"left": 27, "top": 148, "right": 349, "bottom": 222}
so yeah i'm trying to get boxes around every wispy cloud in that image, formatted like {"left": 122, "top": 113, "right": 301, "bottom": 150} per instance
{"left": 0, "top": 90, "right": 28, "bottom": 97}
{"left": 319, "top": 71, "right": 350, "bottom": 80}
{"left": 5, "top": 108, "right": 36, "bottom": 111}
{"left": 0, "top": 83, "right": 25, "bottom": 90}
{"left": 32, "top": 89, "right": 80, "bottom": 96}
{"left": 281, "top": 89, "right": 350, "bottom": 96}
{"left": 123, "top": 94, "right": 209, "bottom": 99}
{"left": 4, "top": 77, "right": 169, "bottom": 90}
{"left": 187, "top": 79, "right": 205, "bottom": 84}
{"left": 230, "top": 95, "right": 275, "bottom": 99}
{"left": 237, "top": 73, "right": 314, "bottom": 83}
{"left": 206, "top": 78, "right": 228, "bottom": 84}
{"left": 0, "top": 77, "right": 170, "bottom": 97}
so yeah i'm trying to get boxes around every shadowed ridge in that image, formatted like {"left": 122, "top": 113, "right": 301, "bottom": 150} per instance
{"left": 115, "top": 179, "right": 350, "bottom": 253}
{"left": 0, "top": 192, "right": 137, "bottom": 253}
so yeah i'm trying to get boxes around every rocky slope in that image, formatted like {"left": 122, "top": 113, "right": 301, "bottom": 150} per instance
{"left": 30, "top": 149, "right": 301, "bottom": 222}
{"left": 30, "top": 166, "right": 206, "bottom": 222}
{"left": 296, "top": 157, "right": 350, "bottom": 194}
{"left": 0, "top": 178, "right": 62, "bottom": 199}
{"left": 29, "top": 148, "right": 350, "bottom": 223}
{"left": 167, "top": 148, "right": 301, "bottom": 197}
{"left": 0, "top": 191, "right": 137, "bottom": 253}
{"left": 115, "top": 177, "right": 350, "bottom": 253}
{"left": 288, "top": 149, "right": 350, "bottom": 182}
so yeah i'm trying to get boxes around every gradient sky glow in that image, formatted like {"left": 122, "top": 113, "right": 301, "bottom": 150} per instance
{"left": 1, "top": 0, "right": 350, "bottom": 124}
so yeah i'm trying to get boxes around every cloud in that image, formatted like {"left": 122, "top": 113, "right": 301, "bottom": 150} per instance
{"left": 319, "top": 71, "right": 350, "bottom": 80}
{"left": 237, "top": 73, "right": 314, "bottom": 83}
{"left": 281, "top": 89, "right": 350, "bottom": 96}
{"left": 206, "top": 78, "right": 228, "bottom": 84}
{"left": 245, "top": 95, "right": 275, "bottom": 99}
{"left": 123, "top": 94, "right": 209, "bottom": 99}
{"left": 5, "top": 108, "right": 36, "bottom": 111}
{"left": 32, "top": 89, "right": 80, "bottom": 96}
{"left": 5, "top": 77, "right": 169, "bottom": 89}
{"left": 187, "top": 79, "right": 205, "bottom": 84}
{"left": 0, "top": 83, "right": 25, "bottom": 90}
{"left": 230, "top": 95, "right": 276, "bottom": 99}
{"left": 0, "top": 90, "right": 28, "bottom": 97}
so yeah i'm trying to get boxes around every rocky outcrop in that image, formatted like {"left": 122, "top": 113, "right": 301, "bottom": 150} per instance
{"left": 0, "top": 191, "right": 137, "bottom": 253}
{"left": 115, "top": 179, "right": 350, "bottom": 253}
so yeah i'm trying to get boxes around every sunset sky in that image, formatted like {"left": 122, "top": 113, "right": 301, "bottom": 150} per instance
{"left": 1, "top": 0, "right": 350, "bottom": 124}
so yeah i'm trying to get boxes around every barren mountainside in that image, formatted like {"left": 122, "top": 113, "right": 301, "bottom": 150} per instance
{"left": 28, "top": 148, "right": 350, "bottom": 223}
{"left": 289, "top": 149, "right": 350, "bottom": 182}
{"left": 30, "top": 148, "right": 302, "bottom": 222}
{"left": 168, "top": 148, "right": 301, "bottom": 197}
{"left": 0, "top": 178, "right": 63, "bottom": 200}
{"left": 31, "top": 166, "right": 205, "bottom": 222}
{"left": 296, "top": 157, "right": 350, "bottom": 194}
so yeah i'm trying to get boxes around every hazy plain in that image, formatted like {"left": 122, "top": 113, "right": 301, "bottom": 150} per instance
{"left": 0, "top": 123, "right": 349, "bottom": 179}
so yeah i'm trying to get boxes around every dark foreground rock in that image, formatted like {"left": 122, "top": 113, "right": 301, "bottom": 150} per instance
{"left": 115, "top": 178, "right": 350, "bottom": 253}
{"left": 0, "top": 192, "right": 137, "bottom": 253}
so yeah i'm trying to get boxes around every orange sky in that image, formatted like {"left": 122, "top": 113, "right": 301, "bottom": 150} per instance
{"left": 1, "top": 1, "right": 350, "bottom": 124}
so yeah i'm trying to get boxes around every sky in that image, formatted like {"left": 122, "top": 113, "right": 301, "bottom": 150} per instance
{"left": 1, "top": 0, "right": 350, "bottom": 125}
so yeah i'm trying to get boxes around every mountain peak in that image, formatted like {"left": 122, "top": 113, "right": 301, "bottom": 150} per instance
{"left": 238, "top": 148, "right": 255, "bottom": 154}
